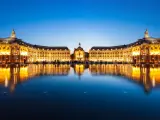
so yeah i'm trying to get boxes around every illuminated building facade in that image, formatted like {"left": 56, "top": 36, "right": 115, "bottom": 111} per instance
{"left": 89, "top": 30, "right": 160, "bottom": 64}
{"left": 0, "top": 30, "right": 70, "bottom": 64}
{"left": 0, "top": 30, "right": 160, "bottom": 64}
{"left": 73, "top": 43, "right": 85, "bottom": 61}
{"left": 71, "top": 43, "right": 89, "bottom": 62}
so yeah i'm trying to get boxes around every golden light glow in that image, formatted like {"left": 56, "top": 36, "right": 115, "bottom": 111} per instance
{"left": 150, "top": 68, "right": 160, "bottom": 84}
{"left": 150, "top": 51, "right": 160, "bottom": 55}
{"left": 74, "top": 50, "right": 85, "bottom": 61}
{"left": 0, "top": 64, "right": 160, "bottom": 93}
{"left": 20, "top": 67, "right": 28, "bottom": 81}
{"left": 132, "top": 67, "right": 140, "bottom": 80}
{"left": 0, "top": 68, "right": 10, "bottom": 83}
{"left": 5, "top": 77, "right": 8, "bottom": 87}
{"left": 89, "top": 64, "right": 160, "bottom": 91}
{"left": 132, "top": 51, "right": 140, "bottom": 56}
{"left": 0, "top": 52, "right": 10, "bottom": 55}
{"left": 20, "top": 52, "right": 28, "bottom": 56}
{"left": 0, "top": 29, "right": 160, "bottom": 63}
{"left": 75, "top": 64, "right": 84, "bottom": 75}
{"left": 0, "top": 64, "right": 71, "bottom": 92}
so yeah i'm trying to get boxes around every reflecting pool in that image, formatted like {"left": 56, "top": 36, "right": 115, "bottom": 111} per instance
{"left": 0, "top": 64, "right": 160, "bottom": 120}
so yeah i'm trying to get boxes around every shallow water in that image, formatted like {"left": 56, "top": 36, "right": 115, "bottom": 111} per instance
{"left": 0, "top": 64, "right": 160, "bottom": 120}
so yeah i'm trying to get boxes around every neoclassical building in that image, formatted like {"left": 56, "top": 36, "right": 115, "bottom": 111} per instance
{"left": 89, "top": 30, "right": 160, "bottom": 64}
{"left": 0, "top": 30, "right": 70, "bottom": 64}
{"left": 72, "top": 43, "right": 89, "bottom": 62}
{"left": 0, "top": 29, "right": 160, "bottom": 64}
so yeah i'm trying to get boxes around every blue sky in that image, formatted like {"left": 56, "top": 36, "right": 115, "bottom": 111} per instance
{"left": 0, "top": 0, "right": 159, "bottom": 52}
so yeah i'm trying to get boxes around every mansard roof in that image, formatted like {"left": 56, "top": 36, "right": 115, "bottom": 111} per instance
{"left": 91, "top": 37, "right": 160, "bottom": 50}
{"left": 74, "top": 46, "right": 84, "bottom": 51}
{"left": 0, "top": 38, "right": 69, "bottom": 50}
{"left": 74, "top": 43, "right": 84, "bottom": 51}
{"left": 141, "top": 37, "right": 160, "bottom": 42}
{"left": 0, "top": 37, "right": 17, "bottom": 42}
{"left": 14, "top": 39, "right": 69, "bottom": 50}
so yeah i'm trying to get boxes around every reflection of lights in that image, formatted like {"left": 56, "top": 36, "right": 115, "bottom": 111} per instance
{"left": 5, "top": 77, "right": 8, "bottom": 87}
{"left": 20, "top": 67, "right": 28, "bottom": 80}
{"left": 10, "top": 84, "right": 15, "bottom": 93}
{"left": 1, "top": 64, "right": 160, "bottom": 92}
{"left": 75, "top": 65, "right": 84, "bottom": 75}
{"left": 0, "top": 68, "right": 10, "bottom": 84}
{"left": 152, "top": 77, "right": 155, "bottom": 87}
{"left": 14, "top": 75, "right": 17, "bottom": 84}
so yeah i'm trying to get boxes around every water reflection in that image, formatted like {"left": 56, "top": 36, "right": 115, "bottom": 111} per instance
{"left": 89, "top": 64, "right": 160, "bottom": 93}
{"left": 0, "top": 64, "right": 70, "bottom": 92}
{"left": 0, "top": 64, "right": 160, "bottom": 93}
{"left": 72, "top": 64, "right": 89, "bottom": 76}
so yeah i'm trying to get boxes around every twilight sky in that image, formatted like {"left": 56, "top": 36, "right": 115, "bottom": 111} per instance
{"left": 0, "top": 0, "right": 159, "bottom": 52}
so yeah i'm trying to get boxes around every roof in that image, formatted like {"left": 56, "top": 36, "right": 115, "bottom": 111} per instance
{"left": 0, "top": 37, "right": 16, "bottom": 42}
{"left": 74, "top": 46, "right": 84, "bottom": 51}
{"left": 143, "top": 37, "right": 160, "bottom": 41}
{"left": 90, "top": 37, "right": 160, "bottom": 50}
{"left": 0, "top": 38, "right": 69, "bottom": 50}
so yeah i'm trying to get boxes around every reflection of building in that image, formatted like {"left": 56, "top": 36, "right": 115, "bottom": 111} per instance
{"left": 89, "top": 30, "right": 160, "bottom": 64}
{"left": 73, "top": 64, "right": 85, "bottom": 76}
{"left": 0, "top": 64, "right": 70, "bottom": 92}
{"left": 89, "top": 64, "right": 160, "bottom": 93}
{"left": 1, "top": 64, "right": 160, "bottom": 93}
{"left": 0, "top": 30, "right": 70, "bottom": 64}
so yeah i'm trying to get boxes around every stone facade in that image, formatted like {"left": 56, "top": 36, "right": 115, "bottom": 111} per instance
{"left": 0, "top": 29, "right": 160, "bottom": 64}
{"left": 0, "top": 30, "right": 70, "bottom": 64}
{"left": 89, "top": 30, "right": 160, "bottom": 64}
